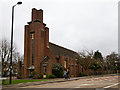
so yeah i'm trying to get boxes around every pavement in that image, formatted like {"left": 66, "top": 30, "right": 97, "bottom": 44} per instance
{"left": 2, "top": 74, "right": 118, "bottom": 89}
{"left": 2, "top": 77, "right": 86, "bottom": 88}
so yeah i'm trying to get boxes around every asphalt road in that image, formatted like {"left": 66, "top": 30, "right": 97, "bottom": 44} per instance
{"left": 21, "top": 75, "right": 119, "bottom": 89}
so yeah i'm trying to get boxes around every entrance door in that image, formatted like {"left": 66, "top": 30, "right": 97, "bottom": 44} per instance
{"left": 43, "top": 66, "right": 46, "bottom": 74}
{"left": 29, "top": 69, "right": 34, "bottom": 78}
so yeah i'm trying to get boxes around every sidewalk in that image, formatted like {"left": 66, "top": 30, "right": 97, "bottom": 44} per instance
{"left": 2, "top": 74, "right": 117, "bottom": 88}
{"left": 2, "top": 77, "right": 86, "bottom": 88}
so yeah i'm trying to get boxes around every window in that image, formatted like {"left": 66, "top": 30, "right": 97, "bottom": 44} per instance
{"left": 32, "top": 33, "right": 34, "bottom": 39}
{"left": 31, "top": 33, "right": 34, "bottom": 65}
{"left": 64, "top": 61, "right": 67, "bottom": 68}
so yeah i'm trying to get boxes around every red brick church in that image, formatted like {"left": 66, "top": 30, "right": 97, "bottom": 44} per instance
{"left": 18, "top": 8, "right": 83, "bottom": 78}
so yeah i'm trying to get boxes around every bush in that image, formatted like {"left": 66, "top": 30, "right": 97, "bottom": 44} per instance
{"left": 40, "top": 74, "right": 43, "bottom": 78}
{"left": 46, "top": 74, "right": 48, "bottom": 79}
{"left": 82, "top": 73, "right": 88, "bottom": 76}
{"left": 52, "top": 63, "right": 64, "bottom": 78}
{"left": 48, "top": 74, "right": 55, "bottom": 79}
{"left": 29, "top": 71, "right": 36, "bottom": 78}
{"left": 80, "top": 73, "right": 83, "bottom": 77}
{"left": 37, "top": 74, "right": 43, "bottom": 79}
{"left": 17, "top": 72, "right": 22, "bottom": 79}
{"left": 79, "top": 73, "right": 88, "bottom": 77}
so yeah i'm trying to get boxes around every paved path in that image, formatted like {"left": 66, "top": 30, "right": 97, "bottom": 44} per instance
{"left": 20, "top": 75, "right": 119, "bottom": 88}
{"left": 2, "top": 77, "right": 86, "bottom": 88}
{"left": 2, "top": 74, "right": 119, "bottom": 89}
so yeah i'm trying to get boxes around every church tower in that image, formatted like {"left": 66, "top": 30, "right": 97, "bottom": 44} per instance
{"left": 24, "top": 8, "right": 49, "bottom": 78}
{"left": 21, "top": 8, "right": 80, "bottom": 78}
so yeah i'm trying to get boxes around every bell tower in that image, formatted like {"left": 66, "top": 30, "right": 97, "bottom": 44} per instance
{"left": 24, "top": 8, "right": 49, "bottom": 78}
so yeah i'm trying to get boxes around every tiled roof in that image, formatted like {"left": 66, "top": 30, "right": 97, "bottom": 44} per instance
{"left": 49, "top": 42, "right": 79, "bottom": 59}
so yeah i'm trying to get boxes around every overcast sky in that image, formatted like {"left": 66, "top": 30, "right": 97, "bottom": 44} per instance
{"left": 0, "top": 0, "right": 118, "bottom": 57}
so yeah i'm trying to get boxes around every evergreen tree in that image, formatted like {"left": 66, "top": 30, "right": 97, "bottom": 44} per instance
{"left": 93, "top": 50, "right": 103, "bottom": 60}
{"left": 52, "top": 63, "right": 64, "bottom": 78}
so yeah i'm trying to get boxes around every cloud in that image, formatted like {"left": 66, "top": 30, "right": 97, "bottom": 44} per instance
{"left": 0, "top": 0, "right": 118, "bottom": 57}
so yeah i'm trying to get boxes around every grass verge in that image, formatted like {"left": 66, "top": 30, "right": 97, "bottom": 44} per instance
{"left": 2, "top": 79, "right": 55, "bottom": 85}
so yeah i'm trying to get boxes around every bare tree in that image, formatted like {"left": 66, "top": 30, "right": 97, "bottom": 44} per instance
{"left": 0, "top": 39, "right": 20, "bottom": 77}
{"left": 104, "top": 52, "right": 119, "bottom": 73}
{"left": 77, "top": 50, "right": 94, "bottom": 73}
{"left": 0, "top": 39, "right": 11, "bottom": 76}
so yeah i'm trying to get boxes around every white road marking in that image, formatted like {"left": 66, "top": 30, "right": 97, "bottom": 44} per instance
{"left": 75, "top": 85, "right": 81, "bottom": 88}
{"left": 80, "top": 84, "right": 93, "bottom": 86}
{"left": 75, "top": 84, "right": 93, "bottom": 88}
{"left": 103, "top": 82, "right": 119, "bottom": 88}
{"left": 104, "top": 79, "right": 108, "bottom": 81}
{"left": 108, "top": 79, "right": 116, "bottom": 81}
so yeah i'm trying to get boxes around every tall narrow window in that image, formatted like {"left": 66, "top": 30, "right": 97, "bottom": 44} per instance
{"left": 64, "top": 61, "right": 67, "bottom": 68}
{"left": 31, "top": 33, "right": 34, "bottom": 65}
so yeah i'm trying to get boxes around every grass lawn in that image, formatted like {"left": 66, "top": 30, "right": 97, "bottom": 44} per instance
{"left": 2, "top": 79, "right": 55, "bottom": 85}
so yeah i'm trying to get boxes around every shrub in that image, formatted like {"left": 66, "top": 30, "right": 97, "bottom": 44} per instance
{"left": 79, "top": 73, "right": 88, "bottom": 77}
{"left": 46, "top": 74, "right": 48, "bottom": 79}
{"left": 52, "top": 63, "right": 64, "bottom": 78}
{"left": 37, "top": 76, "right": 41, "bottom": 79}
{"left": 48, "top": 74, "right": 55, "bottom": 79}
{"left": 82, "top": 73, "right": 88, "bottom": 76}
{"left": 37, "top": 74, "right": 43, "bottom": 79}
{"left": 17, "top": 72, "right": 22, "bottom": 79}
{"left": 40, "top": 74, "right": 43, "bottom": 78}
{"left": 29, "top": 71, "right": 36, "bottom": 78}
{"left": 79, "top": 73, "right": 83, "bottom": 77}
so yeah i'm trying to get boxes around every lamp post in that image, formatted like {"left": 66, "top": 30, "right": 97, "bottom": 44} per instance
{"left": 10, "top": 1, "right": 22, "bottom": 84}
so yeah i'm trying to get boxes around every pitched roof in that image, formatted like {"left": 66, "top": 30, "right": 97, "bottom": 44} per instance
{"left": 49, "top": 42, "right": 79, "bottom": 59}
